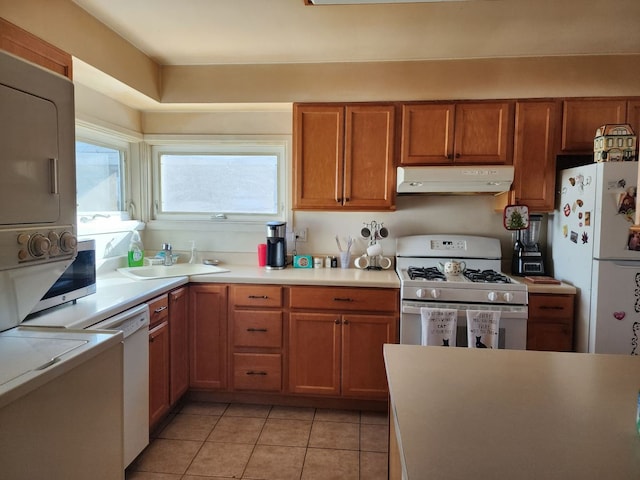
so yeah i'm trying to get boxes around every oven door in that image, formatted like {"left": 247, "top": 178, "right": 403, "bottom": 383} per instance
{"left": 401, "top": 301, "right": 528, "bottom": 350}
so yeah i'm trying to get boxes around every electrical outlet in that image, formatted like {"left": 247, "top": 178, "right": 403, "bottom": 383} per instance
{"left": 294, "top": 228, "right": 307, "bottom": 242}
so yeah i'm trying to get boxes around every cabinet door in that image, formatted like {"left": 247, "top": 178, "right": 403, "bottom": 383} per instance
{"left": 561, "top": 99, "right": 627, "bottom": 153}
{"left": 293, "top": 104, "right": 344, "bottom": 209}
{"left": 288, "top": 312, "right": 341, "bottom": 396}
{"left": 526, "top": 294, "right": 574, "bottom": 352}
{"left": 527, "top": 322, "right": 573, "bottom": 352}
{"left": 511, "top": 101, "right": 560, "bottom": 212}
{"left": 341, "top": 314, "right": 397, "bottom": 399}
{"left": 169, "top": 287, "right": 189, "bottom": 405}
{"left": 344, "top": 105, "right": 396, "bottom": 209}
{"left": 148, "top": 294, "right": 169, "bottom": 329}
{"left": 189, "top": 284, "right": 228, "bottom": 390}
{"left": 149, "top": 321, "right": 170, "bottom": 429}
{"left": 627, "top": 100, "right": 640, "bottom": 143}
{"left": 400, "top": 103, "right": 455, "bottom": 165}
{"left": 454, "top": 102, "right": 513, "bottom": 164}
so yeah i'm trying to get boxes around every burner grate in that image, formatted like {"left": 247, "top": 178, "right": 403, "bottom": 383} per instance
{"left": 463, "top": 268, "right": 512, "bottom": 284}
{"left": 407, "top": 266, "right": 446, "bottom": 281}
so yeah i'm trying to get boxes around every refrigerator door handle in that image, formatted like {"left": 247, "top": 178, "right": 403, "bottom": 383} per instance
{"left": 604, "top": 260, "right": 640, "bottom": 268}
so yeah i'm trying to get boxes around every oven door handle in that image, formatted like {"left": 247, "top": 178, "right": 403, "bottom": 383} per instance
{"left": 403, "top": 305, "right": 431, "bottom": 315}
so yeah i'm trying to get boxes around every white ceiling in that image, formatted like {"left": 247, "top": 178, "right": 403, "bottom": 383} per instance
{"left": 72, "top": 0, "right": 640, "bottom": 66}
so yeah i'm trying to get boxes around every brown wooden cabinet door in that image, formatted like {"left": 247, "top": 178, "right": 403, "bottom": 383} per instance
{"left": 527, "top": 322, "right": 573, "bottom": 352}
{"left": 454, "top": 102, "right": 513, "bottom": 164}
{"left": 149, "top": 321, "right": 170, "bottom": 429}
{"left": 293, "top": 103, "right": 395, "bottom": 211}
{"left": 526, "top": 293, "right": 574, "bottom": 352}
{"left": 169, "top": 287, "right": 189, "bottom": 405}
{"left": 627, "top": 100, "right": 640, "bottom": 143}
{"left": 400, "top": 103, "right": 455, "bottom": 165}
{"left": 341, "top": 314, "right": 397, "bottom": 399}
{"left": 293, "top": 104, "right": 344, "bottom": 209}
{"left": 288, "top": 312, "right": 341, "bottom": 396}
{"left": 189, "top": 284, "right": 228, "bottom": 390}
{"left": 511, "top": 101, "right": 561, "bottom": 212}
{"left": 344, "top": 105, "right": 396, "bottom": 209}
{"left": 561, "top": 99, "right": 627, "bottom": 153}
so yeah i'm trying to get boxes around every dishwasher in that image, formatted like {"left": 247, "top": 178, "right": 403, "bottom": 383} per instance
{"left": 92, "top": 303, "right": 149, "bottom": 468}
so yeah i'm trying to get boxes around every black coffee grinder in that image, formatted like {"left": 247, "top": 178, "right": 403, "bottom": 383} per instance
{"left": 266, "top": 221, "right": 287, "bottom": 269}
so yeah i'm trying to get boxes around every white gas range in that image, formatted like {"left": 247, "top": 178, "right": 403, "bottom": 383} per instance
{"left": 396, "top": 235, "right": 528, "bottom": 349}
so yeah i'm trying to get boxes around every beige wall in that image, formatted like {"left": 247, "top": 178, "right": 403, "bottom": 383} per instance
{"left": 2, "top": 2, "right": 635, "bottom": 266}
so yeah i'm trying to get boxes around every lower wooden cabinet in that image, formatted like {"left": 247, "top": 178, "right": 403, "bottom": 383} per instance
{"left": 169, "top": 287, "right": 189, "bottom": 405}
{"left": 288, "top": 286, "right": 398, "bottom": 399}
{"left": 526, "top": 293, "right": 575, "bottom": 352}
{"left": 229, "top": 285, "right": 284, "bottom": 392}
{"left": 148, "top": 320, "right": 170, "bottom": 429}
{"left": 189, "top": 284, "right": 228, "bottom": 390}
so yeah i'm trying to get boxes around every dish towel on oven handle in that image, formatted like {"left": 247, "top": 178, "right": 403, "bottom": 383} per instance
{"left": 420, "top": 307, "right": 458, "bottom": 347}
{"left": 466, "top": 310, "right": 501, "bottom": 349}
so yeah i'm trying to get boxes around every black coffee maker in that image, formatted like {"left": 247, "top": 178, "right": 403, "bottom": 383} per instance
{"left": 266, "top": 221, "right": 287, "bottom": 269}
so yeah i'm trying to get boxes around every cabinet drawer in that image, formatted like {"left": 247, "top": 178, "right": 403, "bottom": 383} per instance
{"left": 290, "top": 286, "right": 398, "bottom": 312}
{"left": 529, "top": 294, "right": 574, "bottom": 320}
{"left": 230, "top": 285, "right": 283, "bottom": 308}
{"left": 148, "top": 294, "right": 169, "bottom": 328}
{"left": 233, "top": 311, "right": 282, "bottom": 348}
{"left": 233, "top": 353, "right": 282, "bottom": 392}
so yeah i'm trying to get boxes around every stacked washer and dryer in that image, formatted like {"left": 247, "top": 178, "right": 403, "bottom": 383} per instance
{"left": 0, "top": 50, "right": 126, "bottom": 479}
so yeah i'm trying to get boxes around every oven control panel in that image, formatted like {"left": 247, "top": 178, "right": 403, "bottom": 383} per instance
{"left": 430, "top": 239, "right": 467, "bottom": 251}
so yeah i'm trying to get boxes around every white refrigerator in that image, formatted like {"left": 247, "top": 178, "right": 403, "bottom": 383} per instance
{"left": 552, "top": 161, "right": 640, "bottom": 354}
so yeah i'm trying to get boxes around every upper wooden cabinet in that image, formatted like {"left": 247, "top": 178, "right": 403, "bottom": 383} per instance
{"left": 293, "top": 103, "right": 396, "bottom": 211}
{"left": 400, "top": 101, "right": 514, "bottom": 165}
{"left": 560, "top": 98, "right": 627, "bottom": 153}
{"left": 507, "top": 100, "right": 561, "bottom": 212}
{"left": 627, "top": 100, "right": 640, "bottom": 140}
{"left": 0, "top": 18, "right": 72, "bottom": 79}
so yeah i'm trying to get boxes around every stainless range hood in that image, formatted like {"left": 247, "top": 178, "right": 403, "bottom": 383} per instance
{"left": 396, "top": 165, "right": 514, "bottom": 194}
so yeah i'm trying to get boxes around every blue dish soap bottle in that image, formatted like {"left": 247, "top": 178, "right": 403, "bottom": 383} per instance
{"left": 128, "top": 230, "right": 144, "bottom": 267}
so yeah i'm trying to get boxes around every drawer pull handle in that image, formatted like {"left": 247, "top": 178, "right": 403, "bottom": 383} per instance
{"left": 153, "top": 306, "right": 167, "bottom": 314}
{"left": 248, "top": 295, "right": 269, "bottom": 299}
{"left": 333, "top": 297, "right": 354, "bottom": 302}
{"left": 540, "top": 306, "right": 564, "bottom": 310}
{"left": 335, "top": 319, "right": 341, "bottom": 324}
{"left": 247, "top": 328, "right": 268, "bottom": 332}
{"left": 246, "top": 371, "right": 267, "bottom": 376}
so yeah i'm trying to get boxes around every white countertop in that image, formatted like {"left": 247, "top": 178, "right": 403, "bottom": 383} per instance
{"left": 385, "top": 344, "right": 640, "bottom": 480}
{"left": 0, "top": 327, "right": 122, "bottom": 408}
{"left": 22, "top": 264, "right": 399, "bottom": 330}
{"left": 189, "top": 264, "right": 401, "bottom": 288}
{"left": 23, "top": 273, "right": 188, "bottom": 329}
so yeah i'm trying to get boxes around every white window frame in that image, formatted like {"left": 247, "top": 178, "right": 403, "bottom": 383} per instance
{"left": 75, "top": 121, "right": 144, "bottom": 236}
{"left": 146, "top": 135, "right": 290, "bottom": 233}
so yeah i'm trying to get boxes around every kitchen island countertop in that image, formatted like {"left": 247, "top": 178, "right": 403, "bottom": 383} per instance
{"left": 385, "top": 343, "right": 640, "bottom": 480}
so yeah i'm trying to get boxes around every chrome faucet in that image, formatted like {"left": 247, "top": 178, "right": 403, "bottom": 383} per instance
{"left": 162, "top": 243, "right": 173, "bottom": 266}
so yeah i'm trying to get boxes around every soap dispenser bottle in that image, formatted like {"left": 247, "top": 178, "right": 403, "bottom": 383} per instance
{"left": 128, "top": 231, "right": 144, "bottom": 267}
{"left": 189, "top": 240, "right": 197, "bottom": 264}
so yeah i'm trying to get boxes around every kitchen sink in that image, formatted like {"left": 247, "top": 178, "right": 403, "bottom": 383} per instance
{"left": 117, "top": 263, "right": 229, "bottom": 280}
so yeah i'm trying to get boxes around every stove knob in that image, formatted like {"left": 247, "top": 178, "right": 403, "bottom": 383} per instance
{"left": 503, "top": 292, "right": 514, "bottom": 303}
{"left": 430, "top": 289, "right": 441, "bottom": 299}
{"left": 416, "top": 289, "right": 427, "bottom": 298}
{"left": 487, "top": 291, "right": 498, "bottom": 302}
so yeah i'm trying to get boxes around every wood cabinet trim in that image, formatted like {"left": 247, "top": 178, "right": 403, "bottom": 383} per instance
{"left": 0, "top": 18, "right": 72, "bottom": 79}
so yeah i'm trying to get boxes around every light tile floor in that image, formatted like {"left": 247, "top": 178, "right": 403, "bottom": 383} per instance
{"left": 126, "top": 401, "right": 389, "bottom": 480}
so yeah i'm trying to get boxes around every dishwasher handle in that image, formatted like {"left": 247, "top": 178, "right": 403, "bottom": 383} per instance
{"left": 91, "top": 303, "right": 150, "bottom": 339}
